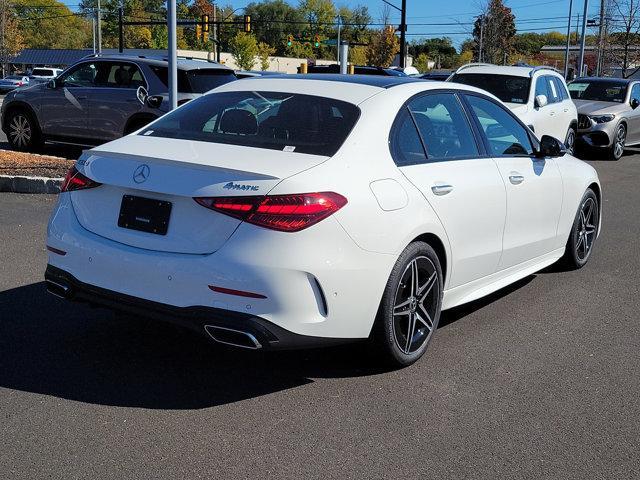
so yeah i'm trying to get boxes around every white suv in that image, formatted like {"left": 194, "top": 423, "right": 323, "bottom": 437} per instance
{"left": 449, "top": 64, "right": 578, "bottom": 152}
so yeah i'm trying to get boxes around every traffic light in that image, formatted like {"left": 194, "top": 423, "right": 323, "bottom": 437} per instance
{"left": 203, "top": 14, "right": 209, "bottom": 32}
{"left": 314, "top": 34, "right": 320, "bottom": 47}
{"left": 243, "top": 15, "right": 251, "bottom": 33}
{"left": 287, "top": 34, "right": 293, "bottom": 47}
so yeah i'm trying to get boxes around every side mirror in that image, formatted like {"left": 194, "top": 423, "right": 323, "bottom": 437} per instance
{"left": 146, "top": 95, "right": 163, "bottom": 109}
{"left": 46, "top": 79, "right": 57, "bottom": 89}
{"left": 534, "top": 94, "right": 548, "bottom": 108}
{"left": 536, "top": 135, "right": 566, "bottom": 158}
{"left": 136, "top": 86, "right": 148, "bottom": 105}
{"left": 631, "top": 98, "right": 639, "bottom": 109}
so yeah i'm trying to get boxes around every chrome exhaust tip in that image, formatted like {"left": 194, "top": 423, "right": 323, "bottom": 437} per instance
{"left": 204, "top": 325, "right": 262, "bottom": 350}
{"left": 46, "top": 280, "right": 71, "bottom": 299}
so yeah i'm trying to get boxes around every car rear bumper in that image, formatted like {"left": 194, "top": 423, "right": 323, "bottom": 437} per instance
{"left": 45, "top": 264, "right": 352, "bottom": 350}
{"left": 46, "top": 193, "right": 395, "bottom": 341}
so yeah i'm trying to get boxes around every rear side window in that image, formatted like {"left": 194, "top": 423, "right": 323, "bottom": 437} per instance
{"left": 407, "top": 93, "right": 479, "bottom": 162}
{"left": 552, "top": 77, "right": 569, "bottom": 100}
{"left": 390, "top": 109, "right": 428, "bottom": 166}
{"left": 140, "top": 91, "right": 360, "bottom": 156}
{"left": 97, "top": 62, "right": 146, "bottom": 89}
{"left": 32, "top": 68, "right": 53, "bottom": 76}
{"left": 151, "top": 66, "right": 236, "bottom": 93}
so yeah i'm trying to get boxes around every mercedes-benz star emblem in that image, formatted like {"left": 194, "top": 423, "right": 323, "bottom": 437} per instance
{"left": 133, "top": 164, "right": 150, "bottom": 184}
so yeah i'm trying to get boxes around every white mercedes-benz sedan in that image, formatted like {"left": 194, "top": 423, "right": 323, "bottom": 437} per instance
{"left": 45, "top": 75, "right": 601, "bottom": 366}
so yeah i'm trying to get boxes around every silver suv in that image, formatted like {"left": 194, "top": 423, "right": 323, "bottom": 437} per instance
{"left": 1, "top": 54, "right": 236, "bottom": 151}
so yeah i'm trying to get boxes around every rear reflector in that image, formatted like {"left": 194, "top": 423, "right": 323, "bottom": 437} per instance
{"left": 61, "top": 165, "right": 101, "bottom": 193}
{"left": 194, "top": 192, "right": 347, "bottom": 232}
{"left": 46, "top": 245, "right": 67, "bottom": 256}
{"left": 208, "top": 285, "right": 267, "bottom": 299}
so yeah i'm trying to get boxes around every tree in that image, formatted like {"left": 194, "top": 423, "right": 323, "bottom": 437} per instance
{"left": 410, "top": 37, "right": 458, "bottom": 68}
{"left": 366, "top": 26, "right": 399, "bottom": 67}
{"left": 0, "top": 0, "right": 24, "bottom": 74}
{"left": 472, "top": 0, "right": 516, "bottom": 64}
{"left": 244, "top": 0, "right": 305, "bottom": 56}
{"left": 257, "top": 41, "right": 275, "bottom": 70}
{"left": 413, "top": 53, "right": 431, "bottom": 72}
{"left": 15, "top": 0, "right": 91, "bottom": 49}
{"left": 229, "top": 31, "right": 258, "bottom": 70}
{"left": 608, "top": 0, "right": 640, "bottom": 77}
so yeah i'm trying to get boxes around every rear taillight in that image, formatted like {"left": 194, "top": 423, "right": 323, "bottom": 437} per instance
{"left": 16, "top": 82, "right": 23, "bottom": 86}
{"left": 60, "top": 166, "right": 101, "bottom": 193}
{"left": 194, "top": 192, "right": 347, "bottom": 232}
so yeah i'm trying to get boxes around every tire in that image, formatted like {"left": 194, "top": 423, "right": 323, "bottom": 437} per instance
{"left": 609, "top": 123, "right": 626, "bottom": 160}
{"left": 561, "top": 188, "right": 599, "bottom": 269}
{"left": 372, "top": 241, "right": 443, "bottom": 367}
{"left": 565, "top": 126, "right": 576, "bottom": 155}
{"left": 5, "top": 108, "right": 42, "bottom": 152}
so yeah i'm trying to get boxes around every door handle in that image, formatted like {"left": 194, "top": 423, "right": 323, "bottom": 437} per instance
{"left": 509, "top": 174, "right": 525, "bottom": 185}
{"left": 431, "top": 184, "right": 454, "bottom": 196}
{"left": 564, "top": 108, "right": 569, "bottom": 112}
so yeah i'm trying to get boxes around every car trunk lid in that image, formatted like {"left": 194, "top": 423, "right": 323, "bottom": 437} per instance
{"left": 70, "top": 135, "right": 328, "bottom": 254}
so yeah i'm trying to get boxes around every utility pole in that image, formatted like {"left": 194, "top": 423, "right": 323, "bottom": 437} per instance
{"left": 96, "top": 0, "right": 102, "bottom": 54}
{"left": 118, "top": 6, "right": 124, "bottom": 53}
{"left": 578, "top": 0, "right": 589, "bottom": 77}
{"left": 479, "top": 15, "right": 485, "bottom": 63}
{"left": 399, "top": 0, "right": 407, "bottom": 68}
{"left": 596, "top": 0, "right": 606, "bottom": 76}
{"left": 564, "top": 0, "right": 573, "bottom": 78}
{"left": 168, "top": 0, "right": 177, "bottom": 110}
{"left": 212, "top": 3, "right": 218, "bottom": 62}
{"left": 336, "top": 15, "right": 341, "bottom": 65}
{"left": 1, "top": 0, "right": 6, "bottom": 77}
{"left": 92, "top": 17, "right": 96, "bottom": 54}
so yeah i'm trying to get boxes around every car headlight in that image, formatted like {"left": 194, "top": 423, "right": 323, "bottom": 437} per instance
{"left": 589, "top": 114, "right": 615, "bottom": 124}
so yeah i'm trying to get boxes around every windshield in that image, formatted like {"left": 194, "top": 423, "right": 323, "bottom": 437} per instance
{"left": 450, "top": 73, "right": 531, "bottom": 104}
{"left": 151, "top": 66, "right": 237, "bottom": 93}
{"left": 568, "top": 80, "right": 628, "bottom": 102}
{"left": 140, "top": 91, "right": 360, "bottom": 156}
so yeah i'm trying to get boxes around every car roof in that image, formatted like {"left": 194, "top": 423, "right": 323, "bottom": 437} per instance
{"left": 243, "top": 73, "right": 425, "bottom": 88}
{"left": 80, "top": 54, "right": 233, "bottom": 71}
{"left": 213, "top": 75, "right": 497, "bottom": 105}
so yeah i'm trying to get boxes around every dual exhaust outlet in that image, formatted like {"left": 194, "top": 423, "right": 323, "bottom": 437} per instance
{"left": 46, "top": 279, "right": 262, "bottom": 350}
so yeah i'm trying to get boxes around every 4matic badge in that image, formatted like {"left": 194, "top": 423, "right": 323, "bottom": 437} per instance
{"left": 223, "top": 182, "right": 259, "bottom": 191}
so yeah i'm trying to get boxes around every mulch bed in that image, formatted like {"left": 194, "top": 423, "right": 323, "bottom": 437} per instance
{"left": 0, "top": 149, "right": 73, "bottom": 178}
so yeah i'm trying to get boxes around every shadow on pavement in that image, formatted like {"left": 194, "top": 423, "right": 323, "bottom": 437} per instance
{"left": 0, "top": 276, "right": 534, "bottom": 409}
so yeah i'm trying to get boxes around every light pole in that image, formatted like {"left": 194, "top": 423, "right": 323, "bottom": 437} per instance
{"left": 564, "top": 0, "right": 573, "bottom": 78}
{"left": 168, "top": 0, "right": 177, "bottom": 110}
{"left": 96, "top": 0, "right": 102, "bottom": 54}
{"left": 577, "top": 0, "right": 589, "bottom": 77}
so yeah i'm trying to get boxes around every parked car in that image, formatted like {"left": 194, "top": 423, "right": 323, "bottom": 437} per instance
{"left": 29, "top": 67, "right": 63, "bottom": 80}
{"left": 0, "top": 75, "right": 29, "bottom": 93}
{"left": 303, "top": 64, "right": 407, "bottom": 76}
{"left": 419, "top": 70, "right": 453, "bottom": 81}
{"left": 235, "top": 70, "right": 284, "bottom": 79}
{"left": 449, "top": 63, "right": 578, "bottom": 152}
{"left": 1, "top": 54, "right": 236, "bottom": 151}
{"left": 45, "top": 74, "right": 601, "bottom": 367}
{"left": 568, "top": 77, "right": 640, "bottom": 160}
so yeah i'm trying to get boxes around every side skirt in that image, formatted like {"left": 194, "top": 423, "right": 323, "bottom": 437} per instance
{"left": 442, "top": 247, "right": 565, "bottom": 311}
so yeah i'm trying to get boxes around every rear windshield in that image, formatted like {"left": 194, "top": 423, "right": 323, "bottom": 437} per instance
{"left": 150, "top": 66, "right": 237, "bottom": 93}
{"left": 451, "top": 73, "right": 531, "bottom": 104}
{"left": 31, "top": 68, "right": 54, "bottom": 76}
{"left": 568, "top": 80, "right": 628, "bottom": 102}
{"left": 140, "top": 91, "right": 360, "bottom": 156}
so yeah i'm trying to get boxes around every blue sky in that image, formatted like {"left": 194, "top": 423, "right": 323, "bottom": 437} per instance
{"left": 63, "top": 0, "right": 603, "bottom": 48}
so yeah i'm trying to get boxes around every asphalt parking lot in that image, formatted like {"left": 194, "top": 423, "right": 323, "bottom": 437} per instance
{"left": 1, "top": 154, "right": 639, "bottom": 479}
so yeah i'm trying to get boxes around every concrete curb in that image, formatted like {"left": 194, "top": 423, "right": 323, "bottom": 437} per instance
{"left": 0, "top": 175, "right": 63, "bottom": 194}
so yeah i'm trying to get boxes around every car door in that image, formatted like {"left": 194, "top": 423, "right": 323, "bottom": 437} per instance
{"left": 552, "top": 76, "right": 576, "bottom": 140}
{"left": 464, "top": 94, "right": 563, "bottom": 270}
{"left": 40, "top": 61, "right": 95, "bottom": 140}
{"left": 87, "top": 61, "right": 148, "bottom": 141}
{"left": 626, "top": 83, "right": 640, "bottom": 145}
{"left": 393, "top": 91, "right": 507, "bottom": 289}
{"left": 531, "top": 75, "right": 555, "bottom": 139}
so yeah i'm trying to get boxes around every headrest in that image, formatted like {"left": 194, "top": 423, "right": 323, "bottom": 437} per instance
{"left": 219, "top": 109, "right": 258, "bottom": 135}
